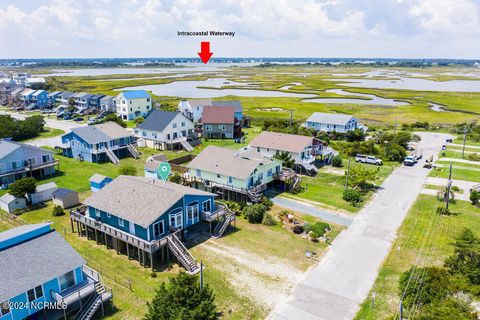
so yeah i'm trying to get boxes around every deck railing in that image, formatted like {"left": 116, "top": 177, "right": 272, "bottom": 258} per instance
{"left": 70, "top": 207, "right": 168, "bottom": 253}
{"left": 51, "top": 281, "right": 96, "bottom": 306}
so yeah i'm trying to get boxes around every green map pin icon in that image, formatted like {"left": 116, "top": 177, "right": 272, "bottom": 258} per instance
{"left": 157, "top": 162, "right": 171, "bottom": 182}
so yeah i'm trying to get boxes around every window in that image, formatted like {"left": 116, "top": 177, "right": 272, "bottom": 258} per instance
{"left": 186, "top": 203, "right": 199, "bottom": 223}
{"left": 205, "top": 125, "right": 212, "bottom": 131}
{"left": 0, "top": 300, "right": 10, "bottom": 316}
{"left": 95, "top": 208, "right": 100, "bottom": 217}
{"left": 169, "top": 210, "right": 182, "bottom": 229}
{"left": 0, "top": 163, "right": 5, "bottom": 174}
{"left": 196, "top": 169, "right": 201, "bottom": 177}
{"left": 153, "top": 133, "right": 157, "bottom": 139}
{"left": 276, "top": 165, "right": 281, "bottom": 173}
{"left": 11, "top": 160, "right": 21, "bottom": 170}
{"left": 153, "top": 221, "right": 164, "bottom": 238}
{"left": 35, "top": 285, "right": 43, "bottom": 299}
{"left": 142, "top": 131, "right": 146, "bottom": 137}
{"left": 59, "top": 271, "right": 75, "bottom": 291}
{"left": 106, "top": 212, "right": 111, "bottom": 218}
{"left": 217, "top": 173, "right": 221, "bottom": 178}
{"left": 267, "top": 168, "right": 273, "bottom": 177}
{"left": 228, "top": 176, "right": 233, "bottom": 184}
{"left": 27, "top": 289, "right": 36, "bottom": 302}
{"left": 118, "top": 218, "right": 124, "bottom": 227}
{"left": 202, "top": 200, "right": 211, "bottom": 212}
{"left": 258, "top": 172, "right": 264, "bottom": 180}
{"left": 173, "top": 123, "right": 177, "bottom": 128}
{"left": 257, "top": 147, "right": 260, "bottom": 152}
{"left": 219, "top": 125, "right": 226, "bottom": 131}
{"left": 42, "top": 155, "right": 50, "bottom": 163}
{"left": 181, "top": 122, "right": 185, "bottom": 127}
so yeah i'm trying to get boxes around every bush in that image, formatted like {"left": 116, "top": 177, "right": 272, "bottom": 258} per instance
{"left": 470, "top": 190, "right": 480, "bottom": 206}
{"left": 243, "top": 204, "right": 267, "bottom": 224}
{"left": 52, "top": 205, "right": 65, "bottom": 217}
{"left": 467, "top": 153, "right": 480, "bottom": 162}
{"left": 223, "top": 200, "right": 243, "bottom": 215}
{"left": 331, "top": 155, "right": 343, "bottom": 167}
{"left": 134, "top": 116, "right": 145, "bottom": 124}
{"left": 384, "top": 143, "right": 407, "bottom": 162}
{"left": 305, "top": 221, "right": 331, "bottom": 238}
{"left": 292, "top": 225, "right": 304, "bottom": 234}
{"left": 278, "top": 210, "right": 290, "bottom": 219}
{"left": 169, "top": 173, "right": 182, "bottom": 184}
{"left": 437, "top": 207, "right": 451, "bottom": 215}
{"left": 343, "top": 189, "right": 362, "bottom": 206}
{"left": 9, "top": 177, "right": 37, "bottom": 198}
{"left": 118, "top": 164, "right": 137, "bottom": 176}
{"left": 262, "top": 213, "right": 277, "bottom": 226}
{"left": 451, "top": 185, "right": 460, "bottom": 192}
{"left": 260, "top": 196, "right": 273, "bottom": 209}
{"left": 150, "top": 272, "right": 157, "bottom": 278}
{"left": 345, "top": 129, "right": 366, "bottom": 142}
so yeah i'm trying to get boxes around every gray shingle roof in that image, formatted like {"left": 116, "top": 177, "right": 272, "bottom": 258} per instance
{"left": 0, "top": 226, "right": 85, "bottom": 302}
{"left": 187, "top": 146, "right": 275, "bottom": 180}
{"left": 305, "top": 112, "right": 354, "bottom": 126}
{"left": 136, "top": 110, "right": 185, "bottom": 132}
{"left": 0, "top": 140, "right": 53, "bottom": 162}
{"left": 34, "top": 182, "right": 58, "bottom": 193}
{"left": 83, "top": 176, "right": 216, "bottom": 228}
{"left": 250, "top": 131, "right": 315, "bottom": 154}
{"left": 145, "top": 159, "right": 161, "bottom": 172}
{"left": 52, "top": 188, "right": 76, "bottom": 199}
{"left": 0, "top": 193, "right": 17, "bottom": 204}
{"left": 70, "top": 122, "right": 132, "bottom": 144}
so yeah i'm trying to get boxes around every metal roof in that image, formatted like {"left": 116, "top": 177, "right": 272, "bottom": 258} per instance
{"left": 118, "top": 90, "right": 150, "bottom": 99}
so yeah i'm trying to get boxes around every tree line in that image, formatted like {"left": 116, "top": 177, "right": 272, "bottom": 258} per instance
{"left": 0, "top": 115, "right": 45, "bottom": 141}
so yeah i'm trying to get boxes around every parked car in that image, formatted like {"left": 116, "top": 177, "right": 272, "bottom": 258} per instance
{"left": 63, "top": 115, "right": 73, "bottom": 120}
{"left": 73, "top": 117, "right": 84, "bottom": 122}
{"left": 355, "top": 154, "right": 383, "bottom": 166}
{"left": 404, "top": 156, "right": 417, "bottom": 166}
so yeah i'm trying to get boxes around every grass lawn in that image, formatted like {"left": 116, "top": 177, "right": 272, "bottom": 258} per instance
{"left": 18, "top": 128, "right": 65, "bottom": 142}
{"left": 355, "top": 195, "right": 480, "bottom": 320}
{"left": 0, "top": 200, "right": 340, "bottom": 319}
{"left": 289, "top": 162, "right": 396, "bottom": 214}
{"left": 429, "top": 164, "right": 480, "bottom": 183}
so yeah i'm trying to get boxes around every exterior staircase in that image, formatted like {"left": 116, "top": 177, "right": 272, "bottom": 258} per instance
{"left": 127, "top": 144, "right": 140, "bottom": 159}
{"left": 167, "top": 232, "right": 199, "bottom": 274}
{"left": 105, "top": 149, "right": 120, "bottom": 165}
{"left": 295, "top": 161, "right": 318, "bottom": 175}
{"left": 247, "top": 184, "right": 267, "bottom": 203}
{"left": 213, "top": 211, "right": 235, "bottom": 239}
{"left": 180, "top": 139, "right": 194, "bottom": 152}
{"left": 75, "top": 282, "right": 112, "bottom": 320}
{"left": 291, "top": 175, "right": 302, "bottom": 193}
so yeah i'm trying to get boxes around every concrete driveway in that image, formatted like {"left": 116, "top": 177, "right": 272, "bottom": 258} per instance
{"left": 269, "top": 132, "right": 452, "bottom": 320}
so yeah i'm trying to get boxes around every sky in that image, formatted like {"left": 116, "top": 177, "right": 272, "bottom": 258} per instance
{"left": 0, "top": 0, "right": 479, "bottom": 59}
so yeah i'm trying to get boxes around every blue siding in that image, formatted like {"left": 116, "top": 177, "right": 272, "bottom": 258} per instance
{"left": 0, "top": 224, "right": 51, "bottom": 250}
{"left": 90, "top": 177, "right": 112, "bottom": 192}
{"left": 87, "top": 206, "right": 149, "bottom": 240}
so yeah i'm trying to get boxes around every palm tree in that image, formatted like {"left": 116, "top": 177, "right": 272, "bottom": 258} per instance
{"left": 274, "top": 151, "right": 295, "bottom": 168}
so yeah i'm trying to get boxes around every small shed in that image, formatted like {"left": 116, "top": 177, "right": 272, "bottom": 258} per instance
{"left": 89, "top": 174, "right": 113, "bottom": 192}
{"left": 0, "top": 193, "right": 27, "bottom": 214}
{"left": 52, "top": 188, "right": 79, "bottom": 209}
{"left": 28, "top": 182, "right": 58, "bottom": 205}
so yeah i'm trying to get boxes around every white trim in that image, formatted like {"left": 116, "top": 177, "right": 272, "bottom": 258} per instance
{"left": 202, "top": 199, "right": 211, "bottom": 212}
{"left": 169, "top": 208, "right": 183, "bottom": 229}
{"left": 152, "top": 220, "right": 165, "bottom": 239}
{"left": 118, "top": 217, "right": 124, "bottom": 227}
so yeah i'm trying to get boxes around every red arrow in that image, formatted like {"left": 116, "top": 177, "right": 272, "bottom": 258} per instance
{"left": 198, "top": 41, "right": 213, "bottom": 64}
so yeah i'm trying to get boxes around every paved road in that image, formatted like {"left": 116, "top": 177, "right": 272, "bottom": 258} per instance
{"left": 272, "top": 196, "right": 353, "bottom": 227}
{"left": 0, "top": 111, "right": 83, "bottom": 147}
{"left": 269, "top": 132, "right": 452, "bottom": 320}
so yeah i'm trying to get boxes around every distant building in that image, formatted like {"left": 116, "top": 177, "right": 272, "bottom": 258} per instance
{"left": 202, "top": 106, "right": 240, "bottom": 139}
{"left": 56, "top": 91, "right": 75, "bottom": 107}
{"left": 135, "top": 110, "right": 196, "bottom": 151}
{"left": 52, "top": 188, "right": 80, "bottom": 209}
{"left": 47, "top": 91, "right": 62, "bottom": 106}
{"left": 0, "top": 223, "right": 112, "bottom": 320}
{"left": 100, "top": 95, "right": 115, "bottom": 112}
{"left": 178, "top": 99, "right": 212, "bottom": 123}
{"left": 115, "top": 90, "right": 152, "bottom": 120}
{"left": 0, "top": 140, "right": 57, "bottom": 187}
{"left": 27, "top": 182, "right": 58, "bottom": 205}
{"left": 0, "top": 193, "right": 27, "bottom": 213}
{"left": 31, "top": 90, "right": 49, "bottom": 108}
{"left": 72, "top": 92, "right": 94, "bottom": 112}
{"left": 60, "top": 122, "right": 138, "bottom": 164}
{"left": 303, "top": 112, "right": 366, "bottom": 133}
{"left": 89, "top": 94, "right": 105, "bottom": 109}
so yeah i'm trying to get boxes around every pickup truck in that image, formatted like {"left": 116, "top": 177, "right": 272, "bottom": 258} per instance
{"left": 355, "top": 154, "right": 383, "bottom": 166}
{"left": 404, "top": 156, "right": 417, "bottom": 166}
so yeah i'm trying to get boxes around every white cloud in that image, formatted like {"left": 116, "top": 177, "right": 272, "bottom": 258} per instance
{"left": 0, "top": 0, "right": 479, "bottom": 58}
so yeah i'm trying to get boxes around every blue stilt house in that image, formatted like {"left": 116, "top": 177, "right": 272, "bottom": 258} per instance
{"left": 70, "top": 175, "right": 234, "bottom": 273}
{"left": 0, "top": 223, "right": 112, "bottom": 320}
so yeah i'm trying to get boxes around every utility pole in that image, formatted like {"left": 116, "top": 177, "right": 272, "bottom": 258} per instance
{"left": 399, "top": 300, "right": 403, "bottom": 320}
{"left": 200, "top": 260, "right": 204, "bottom": 290}
{"left": 344, "top": 157, "right": 351, "bottom": 191}
{"left": 446, "top": 162, "right": 453, "bottom": 211}
{"left": 289, "top": 109, "right": 293, "bottom": 128}
{"left": 393, "top": 117, "right": 398, "bottom": 135}
{"left": 462, "top": 126, "right": 468, "bottom": 159}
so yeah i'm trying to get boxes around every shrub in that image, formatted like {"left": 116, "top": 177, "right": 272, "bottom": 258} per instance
{"left": 343, "top": 189, "right": 362, "bottom": 205}
{"left": 150, "top": 272, "right": 157, "bottom": 278}
{"left": 243, "top": 204, "right": 267, "bottom": 223}
{"left": 470, "top": 190, "right": 480, "bottom": 206}
{"left": 384, "top": 143, "right": 406, "bottom": 162}
{"left": 345, "top": 129, "right": 366, "bottom": 142}
{"left": 260, "top": 196, "right": 273, "bottom": 209}
{"left": 9, "top": 177, "right": 37, "bottom": 198}
{"left": 331, "top": 155, "right": 343, "bottom": 167}
{"left": 292, "top": 225, "right": 304, "bottom": 234}
{"left": 467, "top": 153, "right": 480, "bottom": 162}
{"left": 451, "top": 185, "right": 460, "bottom": 192}
{"left": 52, "top": 205, "right": 65, "bottom": 217}
{"left": 262, "top": 213, "right": 277, "bottom": 226}
{"left": 223, "top": 200, "right": 242, "bottom": 215}
{"left": 278, "top": 210, "right": 290, "bottom": 219}
{"left": 305, "top": 221, "right": 331, "bottom": 238}
{"left": 169, "top": 173, "right": 182, "bottom": 184}
{"left": 118, "top": 164, "right": 137, "bottom": 176}
{"left": 134, "top": 116, "right": 144, "bottom": 124}
{"left": 437, "top": 207, "right": 451, "bottom": 215}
